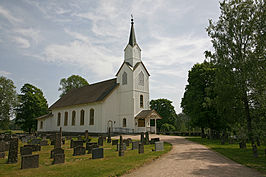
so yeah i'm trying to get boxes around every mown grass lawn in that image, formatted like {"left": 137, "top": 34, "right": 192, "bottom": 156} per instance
{"left": 0, "top": 138, "right": 172, "bottom": 177}
{"left": 186, "top": 137, "right": 266, "bottom": 175}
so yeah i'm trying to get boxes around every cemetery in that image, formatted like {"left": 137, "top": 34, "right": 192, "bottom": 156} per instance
{"left": 0, "top": 132, "right": 171, "bottom": 177}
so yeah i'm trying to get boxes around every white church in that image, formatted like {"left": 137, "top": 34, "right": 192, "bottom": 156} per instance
{"left": 37, "top": 18, "right": 162, "bottom": 134}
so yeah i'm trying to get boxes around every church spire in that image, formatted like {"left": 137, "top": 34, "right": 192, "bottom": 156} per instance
{"left": 128, "top": 16, "right": 137, "bottom": 46}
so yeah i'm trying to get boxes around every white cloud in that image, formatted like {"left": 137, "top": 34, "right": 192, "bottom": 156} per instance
{"left": 14, "top": 28, "right": 42, "bottom": 44}
{"left": 0, "top": 5, "right": 22, "bottom": 24}
{"left": 0, "top": 70, "right": 11, "bottom": 76}
{"left": 13, "top": 37, "right": 30, "bottom": 48}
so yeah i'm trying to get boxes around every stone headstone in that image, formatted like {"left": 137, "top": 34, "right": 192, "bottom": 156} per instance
{"left": 155, "top": 141, "right": 164, "bottom": 151}
{"left": 138, "top": 143, "right": 144, "bottom": 154}
{"left": 20, "top": 147, "right": 32, "bottom": 156}
{"left": 85, "top": 130, "right": 89, "bottom": 141}
{"left": 73, "top": 146, "right": 86, "bottom": 156}
{"left": 86, "top": 142, "right": 98, "bottom": 150}
{"left": 53, "top": 153, "right": 65, "bottom": 164}
{"left": 98, "top": 136, "right": 104, "bottom": 146}
{"left": 31, "top": 139, "right": 41, "bottom": 145}
{"left": 40, "top": 140, "right": 48, "bottom": 146}
{"left": 145, "top": 132, "right": 149, "bottom": 145}
{"left": 140, "top": 132, "right": 145, "bottom": 144}
{"left": 54, "top": 133, "right": 61, "bottom": 149}
{"left": 21, "top": 154, "right": 39, "bottom": 169}
{"left": 50, "top": 148, "right": 64, "bottom": 159}
{"left": 118, "top": 135, "right": 124, "bottom": 156}
{"left": 24, "top": 144, "right": 41, "bottom": 152}
{"left": 72, "top": 140, "right": 83, "bottom": 148}
{"left": 150, "top": 138, "right": 160, "bottom": 144}
{"left": 87, "top": 144, "right": 99, "bottom": 154}
{"left": 92, "top": 148, "right": 104, "bottom": 159}
{"left": 107, "top": 127, "right": 111, "bottom": 143}
{"left": 7, "top": 138, "right": 18, "bottom": 163}
{"left": 132, "top": 141, "right": 139, "bottom": 150}
{"left": 117, "top": 143, "right": 126, "bottom": 151}
{"left": 112, "top": 140, "right": 118, "bottom": 146}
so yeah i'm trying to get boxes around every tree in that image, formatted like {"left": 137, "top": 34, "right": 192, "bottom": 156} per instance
{"left": 59, "top": 75, "right": 89, "bottom": 97}
{"left": 206, "top": 0, "right": 265, "bottom": 145}
{"left": 15, "top": 84, "right": 48, "bottom": 133}
{"left": 176, "top": 113, "right": 191, "bottom": 132}
{"left": 0, "top": 76, "right": 17, "bottom": 129}
{"left": 150, "top": 99, "right": 177, "bottom": 131}
{"left": 181, "top": 61, "right": 223, "bottom": 136}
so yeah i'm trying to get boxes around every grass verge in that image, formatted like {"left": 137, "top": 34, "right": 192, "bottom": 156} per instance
{"left": 186, "top": 137, "right": 266, "bottom": 175}
{"left": 0, "top": 138, "right": 172, "bottom": 177}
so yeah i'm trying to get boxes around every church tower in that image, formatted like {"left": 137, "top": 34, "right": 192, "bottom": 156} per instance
{"left": 116, "top": 17, "right": 150, "bottom": 132}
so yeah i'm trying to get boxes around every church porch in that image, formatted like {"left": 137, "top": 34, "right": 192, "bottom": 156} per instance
{"left": 135, "top": 110, "right": 162, "bottom": 134}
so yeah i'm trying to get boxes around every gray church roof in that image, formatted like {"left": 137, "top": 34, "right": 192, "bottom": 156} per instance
{"left": 49, "top": 78, "right": 119, "bottom": 109}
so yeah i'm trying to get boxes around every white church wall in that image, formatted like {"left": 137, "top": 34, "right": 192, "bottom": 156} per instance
{"left": 124, "top": 44, "right": 141, "bottom": 67}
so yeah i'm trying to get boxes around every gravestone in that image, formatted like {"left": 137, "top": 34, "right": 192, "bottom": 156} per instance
{"left": 150, "top": 138, "right": 160, "bottom": 144}
{"left": 112, "top": 140, "right": 118, "bottom": 146}
{"left": 117, "top": 143, "right": 126, "bottom": 151}
{"left": 72, "top": 140, "right": 83, "bottom": 148}
{"left": 53, "top": 153, "right": 65, "bottom": 164}
{"left": 138, "top": 143, "right": 144, "bottom": 154}
{"left": 20, "top": 147, "right": 32, "bottom": 156}
{"left": 73, "top": 146, "right": 86, "bottom": 156}
{"left": 124, "top": 139, "right": 130, "bottom": 146}
{"left": 87, "top": 144, "right": 99, "bottom": 154}
{"left": 118, "top": 135, "right": 124, "bottom": 156}
{"left": 0, "top": 152, "right": 4, "bottom": 158}
{"left": 21, "top": 154, "right": 39, "bottom": 169}
{"left": 98, "top": 136, "right": 104, "bottom": 146}
{"left": 54, "top": 133, "right": 61, "bottom": 149}
{"left": 145, "top": 132, "right": 149, "bottom": 145}
{"left": 85, "top": 130, "right": 89, "bottom": 142}
{"left": 155, "top": 141, "right": 164, "bottom": 151}
{"left": 107, "top": 127, "right": 111, "bottom": 143}
{"left": 40, "top": 140, "right": 48, "bottom": 146}
{"left": 70, "top": 139, "right": 73, "bottom": 148}
{"left": 132, "top": 141, "right": 139, "bottom": 150}
{"left": 24, "top": 144, "right": 41, "bottom": 152}
{"left": 140, "top": 132, "right": 145, "bottom": 144}
{"left": 7, "top": 138, "right": 18, "bottom": 163}
{"left": 62, "top": 137, "right": 65, "bottom": 145}
{"left": 92, "top": 148, "right": 104, "bottom": 159}
{"left": 86, "top": 142, "right": 97, "bottom": 150}
{"left": 50, "top": 148, "right": 64, "bottom": 158}
{"left": 31, "top": 139, "right": 41, "bottom": 145}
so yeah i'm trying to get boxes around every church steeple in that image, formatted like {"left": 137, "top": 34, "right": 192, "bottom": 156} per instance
{"left": 128, "top": 18, "right": 137, "bottom": 46}
{"left": 124, "top": 16, "right": 141, "bottom": 67}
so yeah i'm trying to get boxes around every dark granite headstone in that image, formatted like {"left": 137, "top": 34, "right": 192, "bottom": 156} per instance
{"left": 21, "top": 154, "right": 39, "bottom": 169}
{"left": 54, "top": 133, "right": 61, "bottom": 149}
{"left": 138, "top": 143, "right": 144, "bottom": 154}
{"left": 87, "top": 144, "right": 99, "bottom": 154}
{"left": 86, "top": 142, "right": 97, "bottom": 150}
{"left": 145, "top": 132, "right": 149, "bottom": 145}
{"left": 118, "top": 135, "right": 124, "bottom": 156}
{"left": 50, "top": 148, "right": 64, "bottom": 158}
{"left": 24, "top": 144, "right": 41, "bottom": 152}
{"left": 98, "top": 136, "right": 103, "bottom": 146}
{"left": 132, "top": 141, "right": 139, "bottom": 150}
{"left": 150, "top": 138, "right": 160, "bottom": 144}
{"left": 107, "top": 127, "right": 111, "bottom": 143}
{"left": 20, "top": 147, "right": 32, "bottom": 156}
{"left": 7, "top": 138, "right": 18, "bottom": 163}
{"left": 92, "top": 148, "right": 104, "bottom": 159}
{"left": 40, "top": 140, "right": 48, "bottom": 146}
{"left": 72, "top": 140, "right": 83, "bottom": 148}
{"left": 112, "top": 140, "right": 118, "bottom": 146}
{"left": 73, "top": 146, "right": 86, "bottom": 156}
{"left": 53, "top": 153, "right": 65, "bottom": 164}
{"left": 140, "top": 132, "right": 145, "bottom": 144}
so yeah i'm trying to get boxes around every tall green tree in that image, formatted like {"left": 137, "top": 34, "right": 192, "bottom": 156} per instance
{"left": 206, "top": 0, "right": 265, "bottom": 144}
{"left": 181, "top": 61, "right": 222, "bottom": 135}
{"left": 16, "top": 84, "right": 48, "bottom": 133}
{"left": 150, "top": 99, "right": 177, "bottom": 131}
{"left": 0, "top": 76, "right": 17, "bottom": 129}
{"left": 59, "top": 75, "right": 89, "bottom": 97}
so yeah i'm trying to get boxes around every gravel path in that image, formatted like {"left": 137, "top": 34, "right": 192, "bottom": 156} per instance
{"left": 120, "top": 135, "right": 263, "bottom": 177}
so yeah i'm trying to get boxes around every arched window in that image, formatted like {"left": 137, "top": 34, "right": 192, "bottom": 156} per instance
{"left": 80, "top": 110, "right": 85, "bottom": 125}
{"left": 40, "top": 121, "right": 43, "bottom": 129}
{"left": 140, "top": 95, "right": 143, "bottom": 108}
{"left": 138, "top": 71, "right": 144, "bottom": 86}
{"left": 123, "top": 118, "right": 126, "bottom": 127}
{"left": 122, "top": 72, "right": 127, "bottom": 85}
{"left": 90, "top": 109, "right": 94, "bottom": 125}
{"left": 72, "top": 111, "right": 76, "bottom": 126}
{"left": 57, "top": 113, "right": 61, "bottom": 126}
{"left": 64, "top": 112, "right": 68, "bottom": 126}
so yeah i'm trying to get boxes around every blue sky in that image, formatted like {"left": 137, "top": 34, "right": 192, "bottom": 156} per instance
{"left": 0, "top": 0, "right": 220, "bottom": 113}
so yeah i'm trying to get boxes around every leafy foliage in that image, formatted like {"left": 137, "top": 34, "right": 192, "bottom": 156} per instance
{"left": 59, "top": 75, "right": 89, "bottom": 97}
{"left": 150, "top": 99, "right": 177, "bottom": 131}
{"left": 15, "top": 83, "right": 48, "bottom": 132}
{"left": 161, "top": 123, "right": 176, "bottom": 133}
{"left": 0, "top": 76, "right": 17, "bottom": 129}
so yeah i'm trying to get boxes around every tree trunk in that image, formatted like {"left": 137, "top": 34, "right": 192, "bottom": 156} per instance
{"left": 243, "top": 92, "right": 254, "bottom": 145}
{"left": 201, "top": 127, "right": 205, "bottom": 138}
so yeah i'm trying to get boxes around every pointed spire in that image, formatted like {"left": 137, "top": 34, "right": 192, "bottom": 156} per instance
{"left": 128, "top": 15, "right": 137, "bottom": 46}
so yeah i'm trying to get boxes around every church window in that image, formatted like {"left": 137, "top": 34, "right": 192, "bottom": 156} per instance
{"left": 57, "top": 113, "right": 61, "bottom": 126}
{"left": 80, "top": 110, "right": 85, "bottom": 125}
{"left": 64, "top": 112, "right": 68, "bottom": 126}
{"left": 89, "top": 109, "right": 94, "bottom": 125}
{"left": 123, "top": 118, "right": 126, "bottom": 127}
{"left": 138, "top": 72, "right": 144, "bottom": 86}
{"left": 122, "top": 72, "right": 127, "bottom": 85}
{"left": 40, "top": 121, "right": 43, "bottom": 129}
{"left": 72, "top": 111, "right": 76, "bottom": 126}
{"left": 138, "top": 119, "right": 145, "bottom": 127}
{"left": 140, "top": 95, "right": 143, "bottom": 108}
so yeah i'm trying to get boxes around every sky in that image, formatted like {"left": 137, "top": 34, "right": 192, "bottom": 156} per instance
{"left": 0, "top": 0, "right": 221, "bottom": 113}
